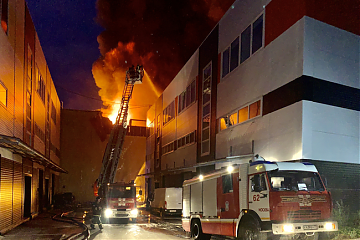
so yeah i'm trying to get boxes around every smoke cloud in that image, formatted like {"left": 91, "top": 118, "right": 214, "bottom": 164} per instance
{"left": 93, "top": 0, "right": 234, "bottom": 120}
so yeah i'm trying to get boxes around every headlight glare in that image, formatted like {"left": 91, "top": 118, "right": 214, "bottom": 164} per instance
{"left": 130, "top": 209, "right": 138, "bottom": 216}
{"left": 282, "top": 224, "right": 294, "bottom": 233}
{"left": 105, "top": 208, "right": 112, "bottom": 218}
{"left": 325, "top": 222, "right": 335, "bottom": 230}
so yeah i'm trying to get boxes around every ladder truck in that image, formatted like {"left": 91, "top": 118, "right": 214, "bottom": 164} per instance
{"left": 182, "top": 156, "right": 338, "bottom": 240}
{"left": 93, "top": 65, "right": 143, "bottom": 222}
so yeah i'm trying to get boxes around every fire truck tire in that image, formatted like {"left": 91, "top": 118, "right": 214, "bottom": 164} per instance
{"left": 191, "top": 220, "right": 211, "bottom": 240}
{"left": 238, "top": 221, "right": 266, "bottom": 240}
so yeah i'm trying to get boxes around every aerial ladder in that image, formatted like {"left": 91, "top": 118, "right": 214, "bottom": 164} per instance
{"left": 94, "top": 65, "right": 144, "bottom": 198}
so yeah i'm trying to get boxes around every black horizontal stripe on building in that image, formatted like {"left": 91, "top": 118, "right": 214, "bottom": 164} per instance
{"left": 263, "top": 75, "right": 360, "bottom": 115}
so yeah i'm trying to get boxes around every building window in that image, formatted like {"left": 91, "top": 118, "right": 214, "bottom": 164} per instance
{"left": 222, "top": 14, "right": 263, "bottom": 75}
{"left": 156, "top": 114, "right": 160, "bottom": 138}
{"left": 26, "top": 45, "right": 33, "bottom": 146}
{"left": 238, "top": 106, "right": 249, "bottom": 123}
{"left": 222, "top": 48, "right": 230, "bottom": 77}
{"left": 220, "top": 112, "right": 237, "bottom": 130}
{"left": 162, "top": 141, "right": 176, "bottom": 155}
{"left": 175, "top": 130, "right": 196, "bottom": 151}
{"left": 222, "top": 174, "right": 233, "bottom": 193}
{"left": 222, "top": 37, "right": 240, "bottom": 78}
{"left": 220, "top": 99, "right": 261, "bottom": 131}
{"left": 51, "top": 101, "right": 56, "bottom": 124}
{"left": 249, "top": 100, "right": 261, "bottom": 119}
{"left": 178, "top": 79, "right": 196, "bottom": 114}
{"left": 34, "top": 123, "right": 45, "bottom": 142}
{"left": 36, "top": 67, "right": 46, "bottom": 103}
{"left": 1, "top": 0, "right": 8, "bottom": 34}
{"left": 230, "top": 37, "right": 239, "bottom": 72}
{"left": 0, "top": 81, "right": 7, "bottom": 107}
{"left": 240, "top": 25, "right": 251, "bottom": 63}
{"left": 252, "top": 15, "right": 263, "bottom": 54}
{"left": 201, "top": 63, "right": 211, "bottom": 155}
{"left": 163, "top": 100, "right": 175, "bottom": 125}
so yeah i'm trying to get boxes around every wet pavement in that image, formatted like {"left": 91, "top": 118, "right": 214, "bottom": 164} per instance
{"left": 0, "top": 211, "right": 84, "bottom": 240}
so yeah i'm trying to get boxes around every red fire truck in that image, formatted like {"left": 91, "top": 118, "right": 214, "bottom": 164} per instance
{"left": 102, "top": 182, "right": 139, "bottom": 222}
{"left": 182, "top": 157, "right": 337, "bottom": 240}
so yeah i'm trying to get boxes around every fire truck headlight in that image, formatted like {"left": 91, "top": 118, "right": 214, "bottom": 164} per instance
{"left": 105, "top": 208, "right": 113, "bottom": 218}
{"left": 130, "top": 209, "right": 138, "bottom": 216}
{"left": 325, "top": 222, "right": 335, "bottom": 230}
{"left": 282, "top": 224, "right": 294, "bottom": 233}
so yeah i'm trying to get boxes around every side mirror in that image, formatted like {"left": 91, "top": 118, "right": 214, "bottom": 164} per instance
{"left": 139, "top": 190, "right": 143, "bottom": 196}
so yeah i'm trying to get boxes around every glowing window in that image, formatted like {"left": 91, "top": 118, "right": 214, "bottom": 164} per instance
{"left": 0, "top": 81, "right": 7, "bottom": 106}
{"left": 238, "top": 106, "right": 249, "bottom": 123}
{"left": 249, "top": 100, "right": 261, "bottom": 119}
{"left": 220, "top": 118, "right": 227, "bottom": 131}
{"left": 229, "top": 112, "right": 237, "bottom": 125}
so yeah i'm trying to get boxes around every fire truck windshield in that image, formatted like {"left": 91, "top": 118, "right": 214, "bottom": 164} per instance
{"left": 108, "top": 186, "right": 136, "bottom": 198}
{"left": 268, "top": 170, "right": 325, "bottom": 192}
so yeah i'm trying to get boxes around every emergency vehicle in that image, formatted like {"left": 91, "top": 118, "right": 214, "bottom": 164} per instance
{"left": 92, "top": 65, "right": 144, "bottom": 223}
{"left": 102, "top": 182, "right": 140, "bottom": 222}
{"left": 182, "top": 156, "right": 338, "bottom": 240}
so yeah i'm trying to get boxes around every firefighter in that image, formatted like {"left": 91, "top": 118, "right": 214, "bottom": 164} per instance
{"left": 90, "top": 196, "right": 103, "bottom": 230}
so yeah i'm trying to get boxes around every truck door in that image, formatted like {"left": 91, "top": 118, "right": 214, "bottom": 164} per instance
{"left": 248, "top": 173, "right": 270, "bottom": 221}
{"left": 218, "top": 173, "right": 239, "bottom": 236}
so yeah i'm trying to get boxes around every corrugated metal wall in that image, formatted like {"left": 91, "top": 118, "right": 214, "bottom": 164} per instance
{"left": 309, "top": 160, "right": 360, "bottom": 215}
{"left": 0, "top": 158, "right": 24, "bottom": 233}
{"left": 13, "top": 162, "right": 23, "bottom": 225}
{"left": 0, "top": 158, "right": 13, "bottom": 231}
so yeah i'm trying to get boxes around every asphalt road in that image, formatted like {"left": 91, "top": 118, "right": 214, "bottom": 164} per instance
{"left": 88, "top": 223, "right": 186, "bottom": 240}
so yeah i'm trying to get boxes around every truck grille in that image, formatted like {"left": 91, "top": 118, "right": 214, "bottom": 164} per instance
{"left": 115, "top": 213, "right": 128, "bottom": 217}
{"left": 287, "top": 210, "right": 321, "bottom": 220}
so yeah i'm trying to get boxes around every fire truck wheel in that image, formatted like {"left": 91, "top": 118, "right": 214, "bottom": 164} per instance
{"left": 191, "top": 220, "right": 211, "bottom": 240}
{"left": 239, "top": 221, "right": 265, "bottom": 240}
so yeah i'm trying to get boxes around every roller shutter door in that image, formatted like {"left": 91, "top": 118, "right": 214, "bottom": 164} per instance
{"left": 13, "top": 162, "right": 23, "bottom": 225}
{"left": 0, "top": 158, "right": 13, "bottom": 232}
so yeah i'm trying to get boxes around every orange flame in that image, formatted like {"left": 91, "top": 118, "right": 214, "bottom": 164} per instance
{"left": 92, "top": 42, "right": 160, "bottom": 125}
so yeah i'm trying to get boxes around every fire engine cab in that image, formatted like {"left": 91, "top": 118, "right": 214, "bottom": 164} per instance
{"left": 182, "top": 157, "right": 338, "bottom": 240}
{"left": 103, "top": 182, "right": 139, "bottom": 222}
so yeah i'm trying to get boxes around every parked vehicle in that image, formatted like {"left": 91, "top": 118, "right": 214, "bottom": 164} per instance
{"left": 150, "top": 188, "right": 182, "bottom": 217}
{"left": 182, "top": 156, "right": 338, "bottom": 240}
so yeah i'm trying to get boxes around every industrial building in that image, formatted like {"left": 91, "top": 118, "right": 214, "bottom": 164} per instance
{"left": 0, "top": 0, "right": 64, "bottom": 234}
{"left": 145, "top": 0, "right": 359, "bottom": 212}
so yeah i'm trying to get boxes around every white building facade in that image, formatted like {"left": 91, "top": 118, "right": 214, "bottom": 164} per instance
{"left": 146, "top": 0, "right": 359, "bottom": 212}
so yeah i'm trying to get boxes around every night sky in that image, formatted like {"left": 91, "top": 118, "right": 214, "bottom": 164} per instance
{"left": 26, "top": 0, "right": 234, "bottom": 114}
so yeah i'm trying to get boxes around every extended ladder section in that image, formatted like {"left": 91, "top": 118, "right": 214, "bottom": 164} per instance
{"left": 95, "top": 65, "right": 143, "bottom": 197}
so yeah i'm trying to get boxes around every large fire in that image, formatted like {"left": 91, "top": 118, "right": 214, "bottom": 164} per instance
{"left": 92, "top": 42, "right": 159, "bottom": 125}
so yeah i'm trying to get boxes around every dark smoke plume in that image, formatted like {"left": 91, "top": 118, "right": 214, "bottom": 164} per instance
{"left": 94, "top": 0, "right": 235, "bottom": 91}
